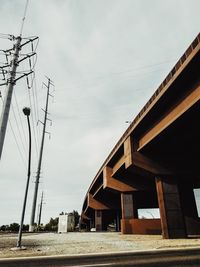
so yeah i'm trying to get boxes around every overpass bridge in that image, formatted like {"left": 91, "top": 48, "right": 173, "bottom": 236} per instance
{"left": 80, "top": 33, "right": 200, "bottom": 239}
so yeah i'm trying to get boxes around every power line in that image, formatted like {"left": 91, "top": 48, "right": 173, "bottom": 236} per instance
{"left": 11, "top": 103, "right": 27, "bottom": 156}
{"left": 8, "top": 118, "right": 27, "bottom": 169}
{"left": 0, "top": 34, "right": 39, "bottom": 161}
{"left": 29, "top": 52, "right": 40, "bottom": 122}
{"left": 108, "top": 59, "right": 176, "bottom": 76}
{"left": 33, "top": 75, "right": 41, "bottom": 139}
{"left": 27, "top": 88, "right": 39, "bottom": 158}
{"left": 26, "top": 67, "right": 40, "bottom": 161}
{"left": 30, "top": 73, "right": 41, "bottom": 149}
{"left": 19, "top": 0, "right": 30, "bottom": 37}
{"left": 64, "top": 60, "right": 176, "bottom": 90}
{"left": 0, "top": 33, "right": 14, "bottom": 40}
{"left": 24, "top": 39, "right": 40, "bottom": 160}
{"left": 13, "top": 90, "right": 28, "bottom": 147}
{"left": 0, "top": 97, "right": 26, "bottom": 168}
{"left": 13, "top": 36, "right": 40, "bottom": 162}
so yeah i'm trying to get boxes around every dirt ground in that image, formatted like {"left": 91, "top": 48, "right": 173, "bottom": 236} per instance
{"left": 1, "top": 232, "right": 200, "bottom": 258}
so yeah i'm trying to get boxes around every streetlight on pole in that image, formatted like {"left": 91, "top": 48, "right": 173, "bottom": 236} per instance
{"left": 15, "top": 107, "right": 31, "bottom": 249}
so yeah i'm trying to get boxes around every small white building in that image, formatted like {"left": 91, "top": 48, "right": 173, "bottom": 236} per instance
{"left": 58, "top": 213, "right": 75, "bottom": 233}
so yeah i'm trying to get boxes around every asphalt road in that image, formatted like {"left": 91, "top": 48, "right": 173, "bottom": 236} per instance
{"left": 1, "top": 248, "right": 200, "bottom": 267}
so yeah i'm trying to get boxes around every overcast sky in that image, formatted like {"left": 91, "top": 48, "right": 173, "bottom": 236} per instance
{"left": 0, "top": 0, "right": 199, "bottom": 225}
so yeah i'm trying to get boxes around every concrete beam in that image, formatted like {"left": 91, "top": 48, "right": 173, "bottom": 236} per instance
{"left": 132, "top": 152, "right": 173, "bottom": 175}
{"left": 93, "top": 185, "right": 103, "bottom": 198}
{"left": 112, "top": 155, "right": 126, "bottom": 174}
{"left": 124, "top": 136, "right": 132, "bottom": 169}
{"left": 87, "top": 193, "right": 109, "bottom": 210}
{"left": 103, "top": 166, "right": 136, "bottom": 192}
{"left": 138, "top": 84, "right": 200, "bottom": 150}
{"left": 124, "top": 136, "right": 172, "bottom": 175}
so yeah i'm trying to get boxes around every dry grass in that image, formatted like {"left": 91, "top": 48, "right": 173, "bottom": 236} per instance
{"left": 0, "top": 232, "right": 200, "bottom": 258}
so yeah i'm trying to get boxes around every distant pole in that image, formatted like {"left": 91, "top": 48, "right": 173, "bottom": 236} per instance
{"left": 0, "top": 37, "right": 21, "bottom": 160}
{"left": 16, "top": 107, "right": 31, "bottom": 248}
{"left": 29, "top": 78, "right": 51, "bottom": 231}
{"left": 38, "top": 191, "right": 44, "bottom": 227}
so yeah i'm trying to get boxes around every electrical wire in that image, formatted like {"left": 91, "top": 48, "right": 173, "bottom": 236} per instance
{"left": 0, "top": 33, "right": 14, "bottom": 40}
{"left": 13, "top": 90, "right": 28, "bottom": 147}
{"left": 28, "top": 38, "right": 41, "bottom": 151}
{"left": 10, "top": 35, "right": 41, "bottom": 163}
{"left": 30, "top": 72, "right": 41, "bottom": 143}
{"left": 63, "top": 59, "right": 176, "bottom": 90}
{"left": 0, "top": 6, "right": 41, "bottom": 169}
{"left": 11, "top": 103, "right": 27, "bottom": 156}
{"left": 19, "top": 0, "right": 30, "bottom": 37}
{"left": 30, "top": 74, "right": 38, "bottom": 121}
{"left": 0, "top": 97, "right": 26, "bottom": 168}
{"left": 108, "top": 59, "right": 176, "bottom": 76}
{"left": 8, "top": 118, "right": 27, "bottom": 169}
{"left": 25, "top": 40, "right": 41, "bottom": 160}
{"left": 33, "top": 75, "right": 41, "bottom": 139}
{"left": 0, "top": 41, "right": 29, "bottom": 165}
{"left": 27, "top": 87, "right": 39, "bottom": 159}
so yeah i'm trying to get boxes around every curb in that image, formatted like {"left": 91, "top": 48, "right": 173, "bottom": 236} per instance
{"left": 0, "top": 247, "right": 200, "bottom": 267}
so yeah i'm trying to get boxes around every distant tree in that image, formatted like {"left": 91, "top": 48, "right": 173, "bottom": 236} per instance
{"left": 37, "top": 224, "right": 45, "bottom": 232}
{"left": 0, "top": 225, "right": 8, "bottom": 231}
{"left": 44, "top": 223, "right": 49, "bottom": 231}
{"left": 44, "top": 217, "right": 58, "bottom": 232}
{"left": 72, "top": 210, "right": 80, "bottom": 227}
{"left": 9, "top": 223, "right": 19, "bottom": 232}
{"left": 0, "top": 223, "right": 29, "bottom": 232}
{"left": 22, "top": 224, "right": 29, "bottom": 231}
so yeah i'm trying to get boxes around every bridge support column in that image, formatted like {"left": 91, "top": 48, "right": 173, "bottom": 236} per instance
{"left": 121, "top": 193, "right": 138, "bottom": 234}
{"left": 179, "top": 182, "right": 200, "bottom": 236}
{"left": 90, "top": 218, "right": 95, "bottom": 230}
{"left": 95, "top": 210, "right": 102, "bottom": 231}
{"left": 156, "top": 177, "right": 186, "bottom": 239}
{"left": 121, "top": 193, "right": 138, "bottom": 219}
{"left": 115, "top": 211, "right": 121, "bottom": 231}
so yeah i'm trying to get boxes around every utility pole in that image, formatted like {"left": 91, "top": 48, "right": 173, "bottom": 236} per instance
{"left": 0, "top": 36, "right": 21, "bottom": 159}
{"left": 0, "top": 35, "right": 38, "bottom": 160}
{"left": 37, "top": 191, "right": 44, "bottom": 228}
{"left": 29, "top": 78, "right": 52, "bottom": 231}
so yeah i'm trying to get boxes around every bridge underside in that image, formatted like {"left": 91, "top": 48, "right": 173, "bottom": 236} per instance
{"left": 140, "top": 100, "right": 200, "bottom": 238}
{"left": 80, "top": 34, "right": 200, "bottom": 239}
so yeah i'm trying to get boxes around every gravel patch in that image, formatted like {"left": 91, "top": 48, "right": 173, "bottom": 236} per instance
{"left": 0, "top": 232, "right": 200, "bottom": 258}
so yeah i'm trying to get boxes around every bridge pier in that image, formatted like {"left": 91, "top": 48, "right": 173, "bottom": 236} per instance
{"left": 179, "top": 180, "right": 200, "bottom": 236}
{"left": 121, "top": 193, "right": 137, "bottom": 234}
{"left": 156, "top": 177, "right": 186, "bottom": 239}
{"left": 95, "top": 210, "right": 102, "bottom": 231}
